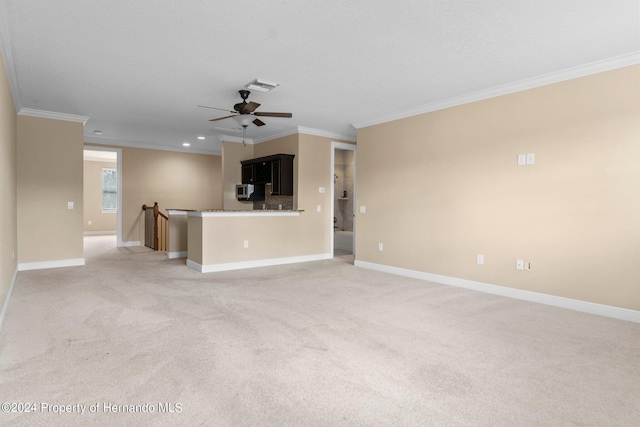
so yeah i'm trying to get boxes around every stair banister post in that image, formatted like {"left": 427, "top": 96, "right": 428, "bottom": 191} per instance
{"left": 153, "top": 202, "right": 159, "bottom": 251}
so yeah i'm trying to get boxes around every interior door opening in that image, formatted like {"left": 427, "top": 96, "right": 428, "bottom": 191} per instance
{"left": 331, "top": 142, "right": 356, "bottom": 257}
{"left": 83, "top": 147, "right": 122, "bottom": 254}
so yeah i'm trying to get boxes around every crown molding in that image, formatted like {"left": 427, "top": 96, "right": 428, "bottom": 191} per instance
{"left": 85, "top": 135, "right": 221, "bottom": 155}
{"left": 251, "top": 128, "right": 298, "bottom": 144}
{"left": 352, "top": 52, "right": 640, "bottom": 129}
{"left": 219, "top": 135, "right": 255, "bottom": 145}
{"left": 251, "top": 126, "right": 356, "bottom": 144}
{"left": 18, "top": 108, "right": 90, "bottom": 124}
{"left": 297, "top": 126, "right": 356, "bottom": 142}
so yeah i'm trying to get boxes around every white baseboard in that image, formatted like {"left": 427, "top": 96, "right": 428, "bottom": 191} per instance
{"left": 168, "top": 251, "right": 187, "bottom": 259}
{"left": 83, "top": 231, "right": 116, "bottom": 236}
{"left": 354, "top": 260, "right": 640, "bottom": 324}
{"left": 0, "top": 268, "right": 19, "bottom": 335}
{"left": 188, "top": 253, "right": 333, "bottom": 273}
{"left": 18, "top": 258, "right": 85, "bottom": 272}
{"left": 120, "top": 241, "right": 141, "bottom": 247}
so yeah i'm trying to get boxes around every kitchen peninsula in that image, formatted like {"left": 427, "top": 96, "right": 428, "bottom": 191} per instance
{"left": 175, "top": 209, "right": 330, "bottom": 273}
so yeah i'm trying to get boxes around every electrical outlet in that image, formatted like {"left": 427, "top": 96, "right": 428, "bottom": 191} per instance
{"left": 319, "top": 187, "right": 325, "bottom": 193}
{"left": 516, "top": 259, "right": 524, "bottom": 270}
{"left": 67, "top": 201, "right": 74, "bottom": 209}
{"left": 378, "top": 243, "right": 383, "bottom": 251}
{"left": 477, "top": 254, "right": 484, "bottom": 265}
{"left": 359, "top": 206, "right": 366, "bottom": 214}
{"left": 243, "top": 240, "right": 249, "bottom": 248}
{"left": 316, "top": 205, "right": 321, "bottom": 212}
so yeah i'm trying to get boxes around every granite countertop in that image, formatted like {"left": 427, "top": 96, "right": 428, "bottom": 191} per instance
{"left": 168, "top": 209, "right": 303, "bottom": 212}
{"left": 168, "top": 209, "right": 305, "bottom": 217}
{"left": 201, "top": 209, "right": 303, "bottom": 212}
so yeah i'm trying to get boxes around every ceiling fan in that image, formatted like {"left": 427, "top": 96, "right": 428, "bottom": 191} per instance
{"left": 198, "top": 90, "right": 292, "bottom": 130}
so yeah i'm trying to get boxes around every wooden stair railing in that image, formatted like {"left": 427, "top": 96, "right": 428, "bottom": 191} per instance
{"left": 142, "top": 202, "right": 168, "bottom": 251}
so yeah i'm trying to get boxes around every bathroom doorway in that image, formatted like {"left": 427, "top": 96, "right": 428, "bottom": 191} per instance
{"left": 331, "top": 142, "right": 356, "bottom": 256}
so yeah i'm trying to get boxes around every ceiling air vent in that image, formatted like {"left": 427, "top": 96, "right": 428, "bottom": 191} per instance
{"left": 244, "top": 79, "right": 279, "bottom": 92}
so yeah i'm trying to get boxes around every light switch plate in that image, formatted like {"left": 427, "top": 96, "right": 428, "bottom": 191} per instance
{"left": 316, "top": 205, "right": 321, "bottom": 212}
{"left": 477, "top": 254, "right": 484, "bottom": 265}
{"left": 526, "top": 153, "right": 535, "bottom": 165}
{"left": 516, "top": 259, "right": 524, "bottom": 270}
{"left": 243, "top": 240, "right": 249, "bottom": 248}
{"left": 319, "top": 187, "right": 325, "bottom": 193}
{"left": 67, "top": 201, "right": 74, "bottom": 209}
{"left": 359, "top": 206, "right": 366, "bottom": 214}
{"left": 517, "top": 154, "right": 526, "bottom": 166}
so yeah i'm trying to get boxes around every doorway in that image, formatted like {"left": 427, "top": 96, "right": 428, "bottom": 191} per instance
{"left": 331, "top": 142, "right": 356, "bottom": 257}
{"left": 83, "top": 147, "right": 122, "bottom": 250}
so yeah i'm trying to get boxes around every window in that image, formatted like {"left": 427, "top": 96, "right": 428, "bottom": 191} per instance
{"left": 102, "top": 168, "right": 117, "bottom": 212}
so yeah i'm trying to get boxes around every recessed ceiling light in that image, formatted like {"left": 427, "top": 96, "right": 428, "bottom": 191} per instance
{"left": 182, "top": 142, "right": 190, "bottom": 147}
{"left": 245, "top": 78, "right": 279, "bottom": 92}
{"left": 197, "top": 136, "right": 205, "bottom": 140}
{"left": 93, "top": 130, "right": 103, "bottom": 135}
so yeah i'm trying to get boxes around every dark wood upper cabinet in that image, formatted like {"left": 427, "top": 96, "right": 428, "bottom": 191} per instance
{"left": 255, "top": 161, "right": 271, "bottom": 184}
{"left": 240, "top": 154, "right": 294, "bottom": 195}
{"left": 270, "top": 156, "right": 294, "bottom": 195}
{"left": 241, "top": 163, "right": 255, "bottom": 184}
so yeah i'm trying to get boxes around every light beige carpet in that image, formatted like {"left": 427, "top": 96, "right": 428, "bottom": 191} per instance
{"left": 0, "top": 236, "right": 638, "bottom": 426}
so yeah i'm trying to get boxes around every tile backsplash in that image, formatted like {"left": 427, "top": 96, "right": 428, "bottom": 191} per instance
{"left": 253, "top": 184, "right": 294, "bottom": 210}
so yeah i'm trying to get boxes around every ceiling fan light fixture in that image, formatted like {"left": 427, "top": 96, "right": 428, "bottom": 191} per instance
{"left": 245, "top": 79, "right": 279, "bottom": 92}
{"left": 233, "top": 115, "right": 254, "bottom": 127}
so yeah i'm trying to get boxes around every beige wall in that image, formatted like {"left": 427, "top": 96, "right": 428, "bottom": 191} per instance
{"left": 221, "top": 141, "right": 254, "bottom": 210}
{"left": 119, "top": 146, "right": 222, "bottom": 244}
{"left": 195, "top": 214, "right": 321, "bottom": 266}
{"left": 0, "top": 47, "right": 17, "bottom": 312}
{"left": 295, "top": 134, "right": 355, "bottom": 254}
{"left": 201, "top": 132, "right": 354, "bottom": 264}
{"left": 297, "top": 134, "right": 334, "bottom": 254}
{"left": 254, "top": 133, "right": 299, "bottom": 207}
{"left": 83, "top": 160, "right": 117, "bottom": 233}
{"left": 17, "top": 116, "right": 84, "bottom": 264}
{"left": 356, "top": 65, "right": 640, "bottom": 311}
{"left": 85, "top": 144, "right": 222, "bottom": 245}
{"left": 167, "top": 211, "right": 188, "bottom": 254}
{"left": 186, "top": 216, "right": 203, "bottom": 264}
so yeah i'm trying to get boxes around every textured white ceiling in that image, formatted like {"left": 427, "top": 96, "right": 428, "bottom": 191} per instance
{"left": 1, "top": 0, "right": 638, "bottom": 154}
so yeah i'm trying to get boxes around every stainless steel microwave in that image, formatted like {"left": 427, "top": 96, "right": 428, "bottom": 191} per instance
{"left": 236, "top": 184, "right": 254, "bottom": 200}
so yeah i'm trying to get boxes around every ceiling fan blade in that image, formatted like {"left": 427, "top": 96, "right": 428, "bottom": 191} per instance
{"left": 197, "top": 105, "right": 235, "bottom": 113}
{"left": 241, "top": 101, "right": 261, "bottom": 114}
{"left": 253, "top": 118, "right": 266, "bottom": 127}
{"left": 209, "top": 115, "right": 235, "bottom": 122}
{"left": 253, "top": 112, "right": 292, "bottom": 118}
